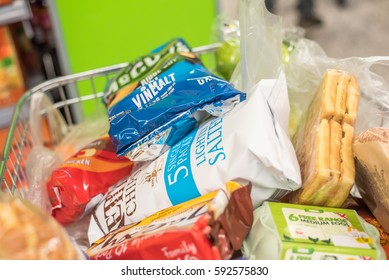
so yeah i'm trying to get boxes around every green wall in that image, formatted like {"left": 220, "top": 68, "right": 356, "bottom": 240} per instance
{"left": 51, "top": 0, "right": 219, "bottom": 118}
{"left": 54, "top": 0, "right": 218, "bottom": 72}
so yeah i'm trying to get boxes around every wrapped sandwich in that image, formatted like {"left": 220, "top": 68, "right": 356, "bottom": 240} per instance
{"left": 286, "top": 69, "right": 360, "bottom": 207}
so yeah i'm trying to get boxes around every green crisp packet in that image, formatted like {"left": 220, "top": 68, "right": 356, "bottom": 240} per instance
{"left": 242, "top": 201, "right": 386, "bottom": 260}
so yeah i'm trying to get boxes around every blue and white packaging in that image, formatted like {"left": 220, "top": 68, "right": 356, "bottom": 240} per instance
{"left": 106, "top": 39, "right": 245, "bottom": 161}
{"left": 88, "top": 73, "right": 302, "bottom": 244}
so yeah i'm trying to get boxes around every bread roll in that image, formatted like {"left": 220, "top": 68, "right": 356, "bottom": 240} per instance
{"left": 0, "top": 194, "right": 81, "bottom": 260}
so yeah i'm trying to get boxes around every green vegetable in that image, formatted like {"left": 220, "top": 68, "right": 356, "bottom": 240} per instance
{"left": 282, "top": 41, "right": 294, "bottom": 64}
{"left": 215, "top": 38, "right": 240, "bottom": 81}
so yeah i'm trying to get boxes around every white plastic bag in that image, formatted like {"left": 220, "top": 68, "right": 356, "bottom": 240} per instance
{"left": 29, "top": 91, "right": 68, "bottom": 147}
{"left": 25, "top": 92, "right": 67, "bottom": 211}
{"left": 26, "top": 91, "right": 110, "bottom": 212}
{"left": 236, "top": 0, "right": 283, "bottom": 93}
{"left": 231, "top": 0, "right": 292, "bottom": 134}
{"left": 25, "top": 146, "right": 62, "bottom": 213}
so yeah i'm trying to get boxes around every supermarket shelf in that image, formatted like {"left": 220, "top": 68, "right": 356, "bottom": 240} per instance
{"left": 0, "top": 72, "right": 45, "bottom": 129}
{"left": 0, "top": 105, "right": 14, "bottom": 129}
{"left": 0, "top": 0, "right": 31, "bottom": 26}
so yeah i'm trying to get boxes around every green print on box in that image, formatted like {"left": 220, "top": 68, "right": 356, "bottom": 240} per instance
{"left": 267, "top": 202, "right": 382, "bottom": 260}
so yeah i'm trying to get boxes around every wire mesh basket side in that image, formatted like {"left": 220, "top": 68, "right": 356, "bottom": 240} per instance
{"left": 0, "top": 63, "right": 127, "bottom": 195}
{"left": 1, "top": 96, "right": 33, "bottom": 195}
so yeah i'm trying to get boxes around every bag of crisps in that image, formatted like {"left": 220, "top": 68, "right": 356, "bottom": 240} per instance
{"left": 47, "top": 135, "right": 134, "bottom": 225}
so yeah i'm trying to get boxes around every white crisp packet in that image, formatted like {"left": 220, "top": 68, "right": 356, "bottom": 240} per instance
{"left": 88, "top": 73, "right": 301, "bottom": 244}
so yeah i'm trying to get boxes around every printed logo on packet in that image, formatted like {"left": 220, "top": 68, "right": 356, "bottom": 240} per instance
{"left": 103, "top": 38, "right": 194, "bottom": 107}
{"left": 106, "top": 38, "right": 246, "bottom": 162}
{"left": 102, "top": 174, "right": 138, "bottom": 233}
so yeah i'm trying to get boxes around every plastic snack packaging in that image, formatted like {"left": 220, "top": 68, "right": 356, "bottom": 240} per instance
{"left": 353, "top": 127, "right": 389, "bottom": 233}
{"left": 105, "top": 38, "right": 246, "bottom": 161}
{"left": 47, "top": 135, "right": 135, "bottom": 226}
{"left": 86, "top": 180, "right": 253, "bottom": 260}
{"left": 88, "top": 74, "right": 301, "bottom": 243}
{"left": 103, "top": 38, "right": 192, "bottom": 108}
{"left": 242, "top": 201, "right": 386, "bottom": 260}
{"left": 285, "top": 69, "right": 360, "bottom": 207}
{"left": 0, "top": 194, "right": 85, "bottom": 260}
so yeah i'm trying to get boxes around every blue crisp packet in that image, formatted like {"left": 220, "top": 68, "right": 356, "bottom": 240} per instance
{"left": 104, "top": 38, "right": 192, "bottom": 107}
{"left": 107, "top": 39, "right": 246, "bottom": 161}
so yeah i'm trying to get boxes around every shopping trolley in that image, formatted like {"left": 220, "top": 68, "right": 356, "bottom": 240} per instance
{"left": 0, "top": 43, "right": 221, "bottom": 196}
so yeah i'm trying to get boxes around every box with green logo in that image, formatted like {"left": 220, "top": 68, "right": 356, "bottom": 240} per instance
{"left": 243, "top": 201, "right": 386, "bottom": 260}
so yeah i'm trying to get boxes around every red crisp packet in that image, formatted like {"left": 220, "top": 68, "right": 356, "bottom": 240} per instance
{"left": 86, "top": 181, "right": 253, "bottom": 260}
{"left": 47, "top": 135, "right": 134, "bottom": 225}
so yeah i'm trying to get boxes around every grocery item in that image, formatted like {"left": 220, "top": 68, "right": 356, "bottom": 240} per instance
{"left": 0, "top": 194, "right": 84, "bottom": 260}
{"left": 343, "top": 197, "right": 389, "bottom": 260}
{"left": 242, "top": 201, "right": 386, "bottom": 260}
{"left": 103, "top": 38, "right": 192, "bottom": 107}
{"left": 353, "top": 127, "right": 389, "bottom": 232}
{"left": 87, "top": 181, "right": 252, "bottom": 260}
{"left": 0, "top": 26, "right": 25, "bottom": 108}
{"left": 215, "top": 38, "right": 240, "bottom": 81}
{"left": 88, "top": 75, "right": 301, "bottom": 243}
{"left": 285, "top": 69, "right": 360, "bottom": 207}
{"left": 47, "top": 135, "right": 134, "bottom": 225}
{"left": 106, "top": 38, "right": 246, "bottom": 161}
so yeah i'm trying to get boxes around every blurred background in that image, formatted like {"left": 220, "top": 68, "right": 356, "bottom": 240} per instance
{"left": 1, "top": 0, "right": 389, "bottom": 153}
{"left": 221, "top": 0, "right": 389, "bottom": 59}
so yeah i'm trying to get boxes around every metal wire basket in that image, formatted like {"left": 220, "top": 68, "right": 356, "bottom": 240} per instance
{"left": 0, "top": 43, "right": 221, "bottom": 196}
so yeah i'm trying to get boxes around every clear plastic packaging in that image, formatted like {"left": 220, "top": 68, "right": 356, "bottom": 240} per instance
{"left": 25, "top": 146, "right": 62, "bottom": 213}
{"left": 286, "top": 69, "right": 359, "bottom": 207}
{"left": 25, "top": 92, "right": 110, "bottom": 213}
{"left": 0, "top": 194, "right": 86, "bottom": 260}
{"left": 284, "top": 39, "right": 389, "bottom": 137}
